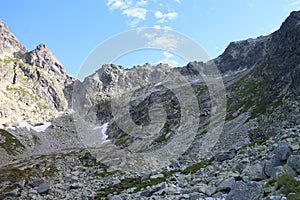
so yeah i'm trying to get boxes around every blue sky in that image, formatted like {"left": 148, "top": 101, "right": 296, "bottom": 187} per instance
{"left": 0, "top": 0, "right": 299, "bottom": 78}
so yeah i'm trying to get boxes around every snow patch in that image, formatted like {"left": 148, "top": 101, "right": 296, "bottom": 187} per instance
{"left": 17, "top": 121, "right": 51, "bottom": 132}
{"left": 93, "top": 122, "right": 109, "bottom": 140}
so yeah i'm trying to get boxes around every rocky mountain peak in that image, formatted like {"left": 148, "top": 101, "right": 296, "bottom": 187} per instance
{"left": 0, "top": 19, "right": 27, "bottom": 58}
{"left": 22, "top": 43, "right": 74, "bottom": 86}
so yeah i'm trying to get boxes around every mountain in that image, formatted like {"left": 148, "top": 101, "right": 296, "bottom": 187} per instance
{"left": 0, "top": 20, "right": 75, "bottom": 127}
{"left": 0, "top": 11, "right": 299, "bottom": 200}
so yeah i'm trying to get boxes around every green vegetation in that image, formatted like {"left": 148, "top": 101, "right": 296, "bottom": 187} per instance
{"left": 0, "top": 129, "right": 25, "bottom": 155}
{"left": 6, "top": 85, "right": 39, "bottom": 101}
{"left": 263, "top": 175, "right": 300, "bottom": 200}
{"left": 264, "top": 178, "right": 277, "bottom": 188}
{"left": 32, "top": 134, "right": 40, "bottom": 145}
{"left": 226, "top": 62, "right": 271, "bottom": 121}
{"left": 249, "top": 98, "right": 266, "bottom": 119}
{"left": 0, "top": 160, "right": 57, "bottom": 196}
{"left": 95, "top": 157, "right": 214, "bottom": 198}
{"left": 37, "top": 102, "right": 50, "bottom": 109}
{"left": 182, "top": 157, "right": 214, "bottom": 175}
{"left": 276, "top": 175, "right": 300, "bottom": 200}
{"left": 95, "top": 168, "right": 118, "bottom": 178}
{"left": 153, "top": 133, "right": 167, "bottom": 144}
{"left": 271, "top": 95, "right": 284, "bottom": 109}
{"left": 96, "top": 169, "right": 180, "bottom": 199}
{"left": 0, "top": 57, "right": 20, "bottom": 65}
{"left": 242, "top": 137, "right": 267, "bottom": 149}
{"left": 114, "top": 133, "right": 129, "bottom": 146}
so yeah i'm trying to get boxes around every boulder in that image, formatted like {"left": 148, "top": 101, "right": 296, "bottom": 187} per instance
{"left": 217, "top": 177, "right": 235, "bottom": 192}
{"left": 273, "top": 142, "right": 291, "bottom": 162}
{"left": 225, "top": 181, "right": 264, "bottom": 200}
{"left": 265, "top": 159, "right": 285, "bottom": 177}
{"left": 37, "top": 182, "right": 50, "bottom": 194}
{"left": 215, "top": 150, "right": 236, "bottom": 162}
{"left": 242, "top": 162, "right": 267, "bottom": 181}
{"left": 287, "top": 154, "right": 300, "bottom": 174}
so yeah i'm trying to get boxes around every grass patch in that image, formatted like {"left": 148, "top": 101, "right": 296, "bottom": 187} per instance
{"left": 153, "top": 134, "right": 167, "bottom": 144}
{"left": 182, "top": 157, "right": 214, "bottom": 175}
{"left": 96, "top": 169, "right": 180, "bottom": 198}
{"left": 114, "top": 133, "right": 129, "bottom": 146}
{"left": 276, "top": 175, "right": 300, "bottom": 199}
{"left": 264, "top": 178, "right": 277, "bottom": 188}
{"left": 0, "top": 129, "right": 25, "bottom": 155}
{"left": 242, "top": 137, "right": 267, "bottom": 149}
{"left": 32, "top": 134, "right": 40, "bottom": 145}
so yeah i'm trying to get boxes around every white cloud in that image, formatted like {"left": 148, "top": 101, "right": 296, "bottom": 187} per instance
{"left": 153, "top": 25, "right": 172, "bottom": 30}
{"left": 107, "top": 0, "right": 149, "bottom": 27}
{"left": 123, "top": 7, "right": 147, "bottom": 20}
{"left": 107, "top": 0, "right": 179, "bottom": 27}
{"left": 136, "top": 0, "right": 147, "bottom": 6}
{"left": 154, "top": 11, "right": 178, "bottom": 23}
{"left": 107, "top": 0, "right": 131, "bottom": 10}
{"left": 157, "top": 51, "right": 178, "bottom": 66}
{"left": 163, "top": 51, "right": 174, "bottom": 58}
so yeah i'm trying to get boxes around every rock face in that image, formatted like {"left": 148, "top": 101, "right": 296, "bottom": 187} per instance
{"left": 0, "top": 19, "right": 27, "bottom": 58}
{"left": 22, "top": 44, "right": 74, "bottom": 87}
{"left": 0, "top": 20, "right": 75, "bottom": 126}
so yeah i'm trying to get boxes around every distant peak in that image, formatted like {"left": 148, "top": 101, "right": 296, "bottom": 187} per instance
{"left": 36, "top": 43, "right": 47, "bottom": 50}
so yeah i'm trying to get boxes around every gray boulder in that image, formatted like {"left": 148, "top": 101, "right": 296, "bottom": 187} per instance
{"left": 225, "top": 181, "right": 264, "bottom": 200}
{"left": 217, "top": 177, "right": 235, "bottom": 192}
{"left": 242, "top": 162, "right": 267, "bottom": 181}
{"left": 215, "top": 150, "right": 236, "bottom": 162}
{"left": 37, "top": 182, "right": 50, "bottom": 194}
{"left": 273, "top": 142, "right": 291, "bottom": 162}
{"left": 287, "top": 154, "right": 300, "bottom": 174}
{"left": 265, "top": 159, "right": 285, "bottom": 177}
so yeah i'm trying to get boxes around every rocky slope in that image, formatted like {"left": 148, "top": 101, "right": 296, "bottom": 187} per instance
{"left": 0, "top": 11, "right": 300, "bottom": 200}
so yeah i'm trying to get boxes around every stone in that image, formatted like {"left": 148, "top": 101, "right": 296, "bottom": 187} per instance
{"left": 70, "top": 183, "right": 83, "bottom": 189}
{"left": 271, "top": 165, "right": 297, "bottom": 178}
{"left": 269, "top": 195, "right": 286, "bottom": 200}
{"left": 110, "top": 196, "right": 123, "bottom": 200}
{"left": 273, "top": 142, "right": 292, "bottom": 162}
{"left": 215, "top": 150, "right": 236, "bottom": 162}
{"left": 140, "top": 182, "right": 166, "bottom": 197}
{"left": 181, "top": 194, "right": 190, "bottom": 199}
{"left": 217, "top": 177, "right": 235, "bottom": 192}
{"left": 28, "top": 179, "right": 44, "bottom": 188}
{"left": 150, "top": 173, "right": 164, "bottom": 179}
{"left": 80, "top": 152, "right": 97, "bottom": 166}
{"left": 37, "top": 182, "right": 51, "bottom": 194}
{"left": 287, "top": 154, "right": 300, "bottom": 174}
{"left": 197, "top": 183, "right": 217, "bottom": 196}
{"left": 3, "top": 188, "right": 19, "bottom": 197}
{"left": 164, "top": 184, "right": 179, "bottom": 195}
{"left": 242, "top": 162, "right": 267, "bottom": 181}
{"left": 265, "top": 159, "right": 285, "bottom": 177}
{"left": 225, "top": 181, "right": 264, "bottom": 200}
